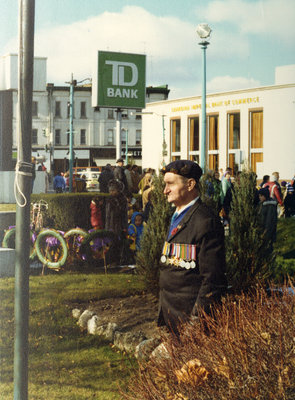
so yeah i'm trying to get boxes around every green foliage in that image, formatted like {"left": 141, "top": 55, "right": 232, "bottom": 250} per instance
{"left": 271, "top": 218, "right": 295, "bottom": 282}
{"left": 199, "top": 172, "right": 221, "bottom": 216}
{"left": 135, "top": 173, "right": 173, "bottom": 296}
{"left": 0, "top": 273, "right": 144, "bottom": 399}
{"left": 225, "top": 170, "right": 274, "bottom": 292}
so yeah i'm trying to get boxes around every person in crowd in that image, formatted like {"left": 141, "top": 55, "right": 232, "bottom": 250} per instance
{"left": 113, "top": 158, "right": 129, "bottom": 195}
{"left": 142, "top": 188, "right": 154, "bottom": 223}
{"left": 263, "top": 174, "right": 283, "bottom": 207}
{"left": 157, "top": 160, "right": 227, "bottom": 335}
{"left": 138, "top": 169, "right": 152, "bottom": 194}
{"left": 105, "top": 179, "right": 128, "bottom": 235}
{"left": 291, "top": 173, "right": 295, "bottom": 190}
{"left": 124, "top": 164, "right": 133, "bottom": 193}
{"left": 98, "top": 164, "right": 114, "bottom": 193}
{"left": 258, "top": 187, "right": 278, "bottom": 250}
{"left": 272, "top": 171, "right": 282, "bottom": 196}
{"left": 130, "top": 164, "right": 141, "bottom": 194}
{"left": 259, "top": 175, "right": 270, "bottom": 188}
{"left": 53, "top": 171, "right": 66, "bottom": 193}
{"left": 126, "top": 194, "right": 137, "bottom": 223}
{"left": 221, "top": 169, "right": 232, "bottom": 205}
{"left": 284, "top": 183, "right": 295, "bottom": 217}
{"left": 90, "top": 196, "right": 104, "bottom": 230}
{"left": 128, "top": 211, "right": 144, "bottom": 252}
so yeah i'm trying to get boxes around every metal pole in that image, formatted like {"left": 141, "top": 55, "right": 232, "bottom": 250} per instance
{"left": 200, "top": 41, "right": 208, "bottom": 172}
{"left": 14, "top": 1, "right": 35, "bottom": 399}
{"left": 161, "top": 115, "right": 167, "bottom": 167}
{"left": 69, "top": 74, "right": 74, "bottom": 192}
{"left": 116, "top": 109, "right": 122, "bottom": 161}
{"left": 125, "top": 129, "right": 128, "bottom": 164}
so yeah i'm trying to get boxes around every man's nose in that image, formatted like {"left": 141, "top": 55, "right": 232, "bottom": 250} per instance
{"left": 163, "top": 185, "right": 169, "bottom": 194}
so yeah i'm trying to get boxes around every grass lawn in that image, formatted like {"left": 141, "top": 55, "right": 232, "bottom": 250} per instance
{"left": 0, "top": 273, "right": 144, "bottom": 399}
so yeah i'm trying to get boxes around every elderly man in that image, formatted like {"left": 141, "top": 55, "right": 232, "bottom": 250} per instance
{"left": 158, "top": 160, "right": 227, "bottom": 334}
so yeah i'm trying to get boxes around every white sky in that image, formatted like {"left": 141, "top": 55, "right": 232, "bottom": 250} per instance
{"left": 1, "top": 0, "right": 295, "bottom": 99}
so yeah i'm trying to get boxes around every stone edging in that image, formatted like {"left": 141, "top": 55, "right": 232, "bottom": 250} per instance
{"left": 72, "top": 308, "right": 161, "bottom": 360}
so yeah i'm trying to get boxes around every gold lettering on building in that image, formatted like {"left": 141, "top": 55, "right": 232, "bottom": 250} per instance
{"left": 171, "top": 97, "right": 260, "bottom": 112}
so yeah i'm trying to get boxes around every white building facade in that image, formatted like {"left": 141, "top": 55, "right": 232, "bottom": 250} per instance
{"left": 142, "top": 65, "right": 295, "bottom": 180}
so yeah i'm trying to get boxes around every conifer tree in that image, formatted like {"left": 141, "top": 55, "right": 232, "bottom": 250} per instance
{"left": 226, "top": 169, "right": 274, "bottom": 292}
{"left": 136, "top": 173, "right": 173, "bottom": 296}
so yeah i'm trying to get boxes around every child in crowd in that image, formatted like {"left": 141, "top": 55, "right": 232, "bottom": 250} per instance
{"left": 90, "top": 196, "right": 104, "bottom": 230}
{"left": 128, "top": 212, "right": 144, "bottom": 252}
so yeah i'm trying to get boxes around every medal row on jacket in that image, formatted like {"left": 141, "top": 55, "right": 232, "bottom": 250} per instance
{"left": 160, "top": 241, "right": 197, "bottom": 269}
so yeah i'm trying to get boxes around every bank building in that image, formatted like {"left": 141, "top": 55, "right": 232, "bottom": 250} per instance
{"left": 141, "top": 64, "right": 295, "bottom": 180}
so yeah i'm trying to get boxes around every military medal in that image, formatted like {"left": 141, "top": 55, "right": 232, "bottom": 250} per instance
{"left": 161, "top": 255, "right": 167, "bottom": 263}
{"left": 190, "top": 260, "right": 196, "bottom": 268}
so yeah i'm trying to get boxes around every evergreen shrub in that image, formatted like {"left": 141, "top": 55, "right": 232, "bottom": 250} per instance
{"left": 135, "top": 173, "right": 173, "bottom": 296}
{"left": 225, "top": 170, "right": 274, "bottom": 293}
{"left": 31, "top": 193, "right": 108, "bottom": 231}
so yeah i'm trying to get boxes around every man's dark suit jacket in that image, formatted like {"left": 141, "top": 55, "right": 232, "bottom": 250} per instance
{"left": 158, "top": 198, "right": 227, "bottom": 333}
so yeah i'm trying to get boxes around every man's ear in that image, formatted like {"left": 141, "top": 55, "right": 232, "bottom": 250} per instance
{"left": 187, "top": 178, "right": 197, "bottom": 191}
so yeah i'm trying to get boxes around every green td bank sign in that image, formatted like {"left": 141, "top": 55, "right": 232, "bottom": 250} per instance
{"left": 93, "top": 51, "right": 146, "bottom": 109}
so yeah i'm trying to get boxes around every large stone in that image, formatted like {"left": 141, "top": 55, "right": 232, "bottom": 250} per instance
{"left": 87, "top": 315, "right": 103, "bottom": 335}
{"left": 103, "top": 322, "right": 119, "bottom": 341}
{"left": 135, "top": 337, "right": 162, "bottom": 361}
{"left": 114, "top": 331, "right": 147, "bottom": 353}
{"left": 72, "top": 308, "right": 82, "bottom": 319}
{"left": 77, "top": 310, "right": 96, "bottom": 329}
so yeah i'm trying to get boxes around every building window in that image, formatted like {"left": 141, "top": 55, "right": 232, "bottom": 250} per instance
{"left": 122, "top": 111, "right": 128, "bottom": 119}
{"left": 80, "top": 129, "right": 86, "bottom": 145}
{"left": 107, "top": 129, "right": 114, "bottom": 145}
{"left": 55, "top": 101, "right": 61, "bottom": 117}
{"left": 228, "top": 113, "right": 241, "bottom": 173}
{"left": 32, "top": 129, "right": 38, "bottom": 145}
{"left": 121, "top": 130, "right": 127, "bottom": 145}
{"left": 108, "top": 109, "right": 114, "bottom": 119}
{"left": 250, "top": 110, "right": 263, "bottom": 173}
{"left": 55, "top": 129, "right": 61, "bottom": 145}
{"left": 188, "top": 116, "right": 199, "bottom": 161}
{"left": 136, "top": 114, "right": 142, "bottom": 120}
{"left": 80, "top": 102, "right": 86, "bottom": 118}
{"left": 171, "top": 119, "right": 181, "bottom": 160}
{"left": 32, "top": 101, "right": 38, "bottom": 117}
{"left": 136, "top": 130, "right": 141, "bottom": 145}
{"left": 208, "top": 114, "right": 219, "bottom": 171}
{"left": 66, "top": 131, "right": 74, "bottom": 146}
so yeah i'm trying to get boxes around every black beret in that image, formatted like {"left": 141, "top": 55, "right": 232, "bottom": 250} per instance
{"left": 161, "top": 160, "right": 203, "bottom": 182}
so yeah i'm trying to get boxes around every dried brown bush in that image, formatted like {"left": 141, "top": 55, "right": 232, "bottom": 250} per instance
{"left": 123, "top": 284, "right": 295, "bottom": 400}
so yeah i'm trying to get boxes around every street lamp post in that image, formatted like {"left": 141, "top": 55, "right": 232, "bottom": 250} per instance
{"left": 196, "top": 23, "right": 212, "bottom": 172}
{"left": 65, "top": 76, "right": 91, "bottom": 192}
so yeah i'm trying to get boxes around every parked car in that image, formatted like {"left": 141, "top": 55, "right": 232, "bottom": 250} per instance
{"left": 82, "top": 171, "right": 100, "bottom": 191}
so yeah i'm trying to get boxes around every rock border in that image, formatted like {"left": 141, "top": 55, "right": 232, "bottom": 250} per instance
{"left": 72, "top": 308, "right": 161, "bottom": 360}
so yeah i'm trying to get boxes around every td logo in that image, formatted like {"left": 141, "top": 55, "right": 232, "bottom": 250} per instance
{"left": 105, "top": 61, "right": 138, "bottom": 87}
{"left": 95, "top": 51, "right": 146, "bottom": 108}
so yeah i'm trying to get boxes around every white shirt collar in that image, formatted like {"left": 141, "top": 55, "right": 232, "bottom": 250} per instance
{"left": 175, "top": 196, "right": 199, "bottom": 215}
